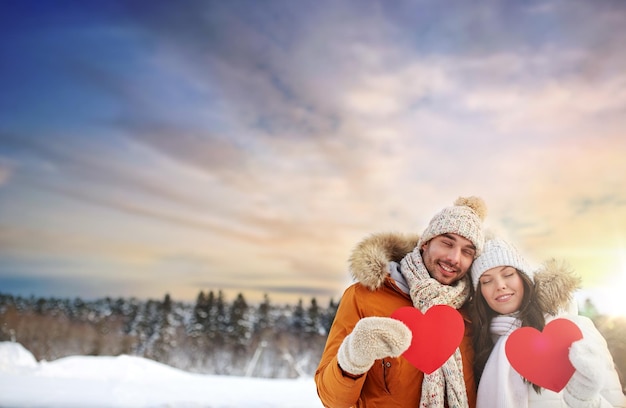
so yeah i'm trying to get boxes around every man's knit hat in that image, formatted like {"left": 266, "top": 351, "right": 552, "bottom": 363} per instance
{"left": 470, "top": 235, "right": 536, "bottom": 289}
{"left": 417, "top": 196, "right": 487, "bottom": 257}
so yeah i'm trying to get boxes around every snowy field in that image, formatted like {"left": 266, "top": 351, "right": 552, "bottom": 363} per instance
{"left": 0, "top": 342, "right": 323, "bottom": 408}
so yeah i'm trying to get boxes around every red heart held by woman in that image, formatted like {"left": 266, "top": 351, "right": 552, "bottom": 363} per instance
{"left": 391, "top": 305, "right": 464, "bottom": 374}
{"left": 505, "top": 318, "right": 583, "bottom": 392}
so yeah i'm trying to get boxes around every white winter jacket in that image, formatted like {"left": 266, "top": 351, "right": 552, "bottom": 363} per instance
{"left": 480, "top": 259, "right": 625, "bottom": 408}
{"left": 523, "top": 314, "right": 625, "bottom": 407}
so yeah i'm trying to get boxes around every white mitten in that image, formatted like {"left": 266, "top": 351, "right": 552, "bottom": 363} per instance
{"left": 564, "top": 336, "right": 607, "bottom": 408}
{"left": 337, "top": 316, "right": 412, "bottom": 376}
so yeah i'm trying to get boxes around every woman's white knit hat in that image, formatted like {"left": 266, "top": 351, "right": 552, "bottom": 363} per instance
{"left": 470, "top": 235, "right": 535, "bottom": 289}
{"left": 418, "top": 196, "right": 488, "bottom": 257}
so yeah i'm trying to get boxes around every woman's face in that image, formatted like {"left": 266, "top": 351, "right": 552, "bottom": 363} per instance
{"left": 479, "top": 266, "right": 525, "bottom": 315}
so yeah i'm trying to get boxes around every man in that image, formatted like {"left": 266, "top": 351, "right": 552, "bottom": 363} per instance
{"left": 315, "top": 196, "right": 487, "bottom": 408}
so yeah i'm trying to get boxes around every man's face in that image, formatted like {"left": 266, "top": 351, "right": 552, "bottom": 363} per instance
{"left": 421, "top": 233, "right": 476, "bottom": 285}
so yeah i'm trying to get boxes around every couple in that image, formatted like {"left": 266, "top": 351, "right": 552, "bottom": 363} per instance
{"left": 315, "top": 197, "right": 626, "bottom": 408}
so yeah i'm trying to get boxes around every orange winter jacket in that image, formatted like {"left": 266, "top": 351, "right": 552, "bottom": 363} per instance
{"left": 314, "top": 233, "right": 477, "bottom": 408}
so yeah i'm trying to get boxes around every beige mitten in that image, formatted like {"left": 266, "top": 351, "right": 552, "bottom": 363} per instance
{"left": 337, "top": 316, "right": 412, "bottom": 376}
{"left": 564, "top": 335, "right": 608, "bottom": 408}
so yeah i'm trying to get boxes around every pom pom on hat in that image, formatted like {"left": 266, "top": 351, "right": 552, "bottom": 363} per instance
{"left": 470, "top": 235, "right": 535, "bottom": 289}
{"left": 418, "top": 196, "right": 487, "bottom": 257}
{"left": 454, "top": 196, "right": 487, "bottom": 221}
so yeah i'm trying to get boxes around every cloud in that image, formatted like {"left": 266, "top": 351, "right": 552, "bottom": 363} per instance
{"left": 1, "top": 0, "right": 626, "bottom": 306}
{"left": 0, "top": 159, "right": 12, "bottom": 186}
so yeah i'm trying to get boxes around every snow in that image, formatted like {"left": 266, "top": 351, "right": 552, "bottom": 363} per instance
{"left": 0, "top": 342, "right": 324, "bottom": 408}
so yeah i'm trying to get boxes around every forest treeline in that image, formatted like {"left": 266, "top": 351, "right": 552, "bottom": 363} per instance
{"left": 0, "top": 292, "right": 625, "bottom": 389}
{"left": 0, "top": 291, "right": 338, "bottom": 378}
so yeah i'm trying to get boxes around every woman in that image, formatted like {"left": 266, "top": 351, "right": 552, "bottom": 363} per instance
{"left": 469, "top": 235, "right": 625, "bottom": 407}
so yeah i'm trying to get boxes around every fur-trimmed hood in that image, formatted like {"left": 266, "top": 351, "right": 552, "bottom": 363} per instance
{"left": 534, "top": 258, "right": 581, "bottom": 315}
{"left": 348, "top": 232, "right": 581, "bottom": 314}
{"left": 348, "top": 232, "right": 420, "bottom": 291}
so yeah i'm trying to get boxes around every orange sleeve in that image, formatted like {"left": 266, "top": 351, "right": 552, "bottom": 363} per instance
{"left": 314, "top": 285, "right": 366, "bottom": 408}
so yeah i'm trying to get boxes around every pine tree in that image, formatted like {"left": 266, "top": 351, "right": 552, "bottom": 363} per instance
{"left": 321, "top": 298, "right": 339, "bottom": 335}
{"left": 229, "top": 293, "right": 250, "bottom": 349}
{"left": 207, "top": 290, "right": 226, "bottom": 346}
{"left": 205, "top": 291, "right": 217, "bottom": 341}
{"left": 162, "top": 293, "right": 172, "bottom": 314}
{"left": 135, "top": 299, "right": 161, "bottom": 356}
{"left": 291, "top": 298, "right": 305, "bottom": 333}
{"left": 122, "top": 298, "right": 140, "bottom": 335}
{"left": 72, "top": 297, "right": 87, "bottom": 320}
{"left": 152, "top": 293, "right": 175, "bottom": 362}
{"left": 190, "top": 291, "right": 208, "bottom": 336}
{"left": 256, "top": 293, "right": 271, "bottom": 332}
{"left": 305, "top": 297, "right": 321, "bottom": 334}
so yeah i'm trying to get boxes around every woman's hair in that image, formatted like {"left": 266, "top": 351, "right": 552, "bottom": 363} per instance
{"left": 470, "top": 270, "right": 545, "bottom": 392}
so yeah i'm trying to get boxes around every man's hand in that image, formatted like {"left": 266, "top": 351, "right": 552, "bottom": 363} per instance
{"left": 337, "top": 316, "right": 412, "bottom": 376}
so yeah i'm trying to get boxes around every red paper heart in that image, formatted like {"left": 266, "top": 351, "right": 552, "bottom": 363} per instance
{"left": 505, "top": 318, "right": 583, "bottom": 392}
{"left": 391, "top": 305, "right": 464, "bottom": 374}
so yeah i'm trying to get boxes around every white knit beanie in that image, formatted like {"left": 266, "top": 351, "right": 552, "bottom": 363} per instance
{"left": 417, "top": 196, "right": 488, "bottom": 257}
{"left": 470, "top": 236, "right": 535, "bottom": 289}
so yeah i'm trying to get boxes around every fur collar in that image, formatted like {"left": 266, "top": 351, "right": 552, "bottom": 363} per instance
{"left": 348, "top": 232, "right": 581, "bottom": 312}
{"left": 348, "top": 232, "right": 419, "bottom": 291}
{"left": 534, "top": 259, "right": 581, "bottom": 315}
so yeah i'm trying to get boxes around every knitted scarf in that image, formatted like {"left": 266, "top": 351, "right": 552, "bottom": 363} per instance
{"left": 399, "top": 248, "right": 471, "bottom": 408}
{"left": 476, "top": 315, "right": 527, "bottom": 408}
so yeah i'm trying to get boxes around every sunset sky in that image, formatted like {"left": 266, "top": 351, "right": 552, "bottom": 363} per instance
{"left": 1, "top": 0, "right": 625, "bottom": 315}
